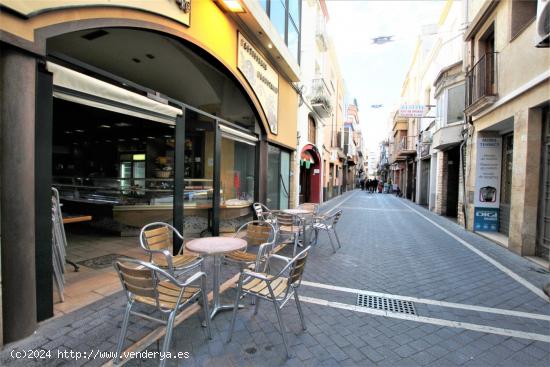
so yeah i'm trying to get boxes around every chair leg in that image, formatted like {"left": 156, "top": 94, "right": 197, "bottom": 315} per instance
{"left": 327, "top": 230, "right": 337, "bottom": 253}
{"left": 294, "top": 290, "right": 307, "bottom": 331}
{"left": 292, "top": 234, "right": 299, "bottom": 256}
{"left": 200, "top": 285, "right": 212, "bottom": 339}
{"left": 254, "top": 296, "right": 261, "bottom": 315}
{"left": 272, "top": 300, "right": 290, "bottom": 358}
{"left": 114, "top": 301, "right": 132, "bottom": 365}
{"left": 226, "top": 277, "right": 243, "bottom": 343}
{"left": 159, "top": 311, "right": 176, "bottom": 367}
{"left": 313, "top": 229, "right": 319, "bottom": 246}
{"left": 333, "top": 229, "right": 342, "bottom": 249}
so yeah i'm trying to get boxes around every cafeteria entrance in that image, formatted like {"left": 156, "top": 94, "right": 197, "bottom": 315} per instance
{"left": 45, "top": 27, "right": 263, "bottom": 316}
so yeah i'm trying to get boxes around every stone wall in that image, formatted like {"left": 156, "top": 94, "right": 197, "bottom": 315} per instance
{"left": 434, "top": 151, "right": 448, "bottom": 215}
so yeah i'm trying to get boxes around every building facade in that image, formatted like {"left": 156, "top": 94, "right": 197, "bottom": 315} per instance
{"left": 463, "top": 0, "right": 549, "bottom": 260}
{"left": 0, "top": 0, "right": 301, "bottom": 343}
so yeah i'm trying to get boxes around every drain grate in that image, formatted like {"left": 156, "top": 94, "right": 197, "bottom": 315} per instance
{"left": 356, "top": 294, "right": 416, "bottom": 315}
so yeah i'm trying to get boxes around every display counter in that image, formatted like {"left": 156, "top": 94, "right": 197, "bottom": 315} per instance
{"left": 53, "top": 177, "right": 252, "bottom": 232}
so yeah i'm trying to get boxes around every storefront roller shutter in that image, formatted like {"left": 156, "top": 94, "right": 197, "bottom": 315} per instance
{"left": 46, "top": 62, "right": 181, "bottom": 125}
{"left": 219, "top": 124, "right": 258, "bottom": 146}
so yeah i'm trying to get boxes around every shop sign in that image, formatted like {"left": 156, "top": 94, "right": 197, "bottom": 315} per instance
{"left": 398, "top": 104, "right": 427, "bottom": 118}
{"left": 474, "top": 207, "right": 499, "bottom": 232}
{"left": 474, "top": 135, "right": 502, "bottom": 232}
{"left": 0, "top": 0, "right": 191, "bottom": 26}
{"left": 237, "top": 32, "right": 279, "bottom": 134}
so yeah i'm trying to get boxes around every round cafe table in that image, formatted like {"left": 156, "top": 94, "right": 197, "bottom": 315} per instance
{"left": 282, "top": 208, "right": 313, "bottom": 247}
{"left": 186, "top": 236, "right": 246, "bottom": 319}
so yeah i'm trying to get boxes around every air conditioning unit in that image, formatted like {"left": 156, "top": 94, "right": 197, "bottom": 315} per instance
{"left": 536, "top": 0, "right": 550, "bottom": 47}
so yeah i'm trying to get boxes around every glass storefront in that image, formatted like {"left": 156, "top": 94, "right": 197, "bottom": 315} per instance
{"left": 267, "top": 145, "right": 290, "bottom": 209}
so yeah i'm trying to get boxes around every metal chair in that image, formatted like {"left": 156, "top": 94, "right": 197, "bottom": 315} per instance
{"left": 312, "top": 210, "right": 343, "bottom": 253}
{"left": 227, "top": 247, "right": 311, "bottom": 358}
{"left": 225, "top": 220, "right": 277, "bottom": 272}
{"left": 297, "top": 202, "right": 320, "bottom": 215}
{"left": 253, "top": 202, "right": 275, "bottom": 223}
{"left": 113, "top": 257, "right": 211, "bottom": 367}
{"left": 272, "top": 211, "right": 303, "bottom": 256}
{"left": 140, "top": 222, "right": 201, "bottom": 276}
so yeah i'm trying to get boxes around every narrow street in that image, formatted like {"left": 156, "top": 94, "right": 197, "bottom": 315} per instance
{"left": 2, "top": 190, "right": 549, "bottom": 367}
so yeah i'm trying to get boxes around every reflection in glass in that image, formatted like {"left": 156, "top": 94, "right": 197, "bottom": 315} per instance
{"left": 271, "top": 0, "right": 287, "bottom": 41}
{"left": 184, "top": 110, "right": 215, "bottom": 236}
{"left": 221, "top": 137, "right": 255, "bottom": 205}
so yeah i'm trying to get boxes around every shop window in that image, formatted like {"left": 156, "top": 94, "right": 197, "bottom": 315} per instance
{"left": 510, "top": 0, "right": 537, "bottom": 40}
{"left": 221, "top": 137, "right": 256, "bottom": 205}
{"left": 267, "top": 145, "right": 290, "bottom": 209}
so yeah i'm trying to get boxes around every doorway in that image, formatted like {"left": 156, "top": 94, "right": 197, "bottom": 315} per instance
{"left": 537, "top": 107, "right": 550, "bottom": 260}
{"left": 446, "top": 147, "right": 460, "bottom": 217}
{"left": 499, "top": 133, "right": 514, "bottom": 235}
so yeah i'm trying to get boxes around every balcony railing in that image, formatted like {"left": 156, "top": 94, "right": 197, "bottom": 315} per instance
{"left": 316, "top": 18, "right": 328, "bottom": 51}
{"left": 466, "top": 52, "right": 498, "bottom": 111}
{"left": 397, "top": 136, "right": 417, "bottom": 157}
{"left": 310, "top": 78, "right": 333, "bottom": 117}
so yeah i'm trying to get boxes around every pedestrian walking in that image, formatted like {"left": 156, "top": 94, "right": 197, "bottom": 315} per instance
{"left": 360, "top": 178, "right": 365, "bottom": 191}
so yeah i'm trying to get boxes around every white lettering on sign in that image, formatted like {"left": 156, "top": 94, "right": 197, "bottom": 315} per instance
{"left": 237, "top": 32, "right": 279, "bottom": 134}
{"left": 474, "top": 135, "right": 502, "bottom": 208}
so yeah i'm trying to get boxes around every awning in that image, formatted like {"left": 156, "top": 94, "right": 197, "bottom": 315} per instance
{"left": 300, "top": 150, "right": 315, "bottom": 169}
{"left": 220, "top": 124, "right": 258, "bottom": 146}
{"left": 47, "top": 62, "right": 181, "bottom": 125}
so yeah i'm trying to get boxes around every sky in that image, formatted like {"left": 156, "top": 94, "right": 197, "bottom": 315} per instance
{"left": 326, "top": 0, "right": 446, "bottom": 153}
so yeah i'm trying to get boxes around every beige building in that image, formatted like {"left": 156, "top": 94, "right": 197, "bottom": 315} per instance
{"left": 321, "top": 41, "right": 347, "bottom": 200}
{"left": 463, "top": 0, "right": 550, "bottom": 262}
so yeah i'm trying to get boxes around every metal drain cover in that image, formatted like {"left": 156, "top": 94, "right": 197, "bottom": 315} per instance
{"left": 356, "top": 294, "right": 416, "bottom": 315}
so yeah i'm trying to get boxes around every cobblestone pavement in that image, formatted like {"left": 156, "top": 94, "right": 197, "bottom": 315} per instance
{"left": 1, "top": 190, "right": 550, "bottom": 366}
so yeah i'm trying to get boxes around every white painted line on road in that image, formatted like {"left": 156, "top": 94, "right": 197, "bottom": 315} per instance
{"left": 322, "top": 190, "right": 359, "bottom": 215}
{"left": 300, "top": 296, "right": 550, "bottom": 343}
{"left": 301, "top": 280, "right": 550, "bottom": 322}
{"left": 398, "top": 200, "right": 549, "bottom": 302}
{"left": 339, "top": 207, "right": 413, "bottom": 212}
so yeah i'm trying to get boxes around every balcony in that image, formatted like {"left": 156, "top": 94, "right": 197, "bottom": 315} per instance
{"left": 432, "top": 123, "right": 464, "bottom": 150}
{"left": 397, "top": 136, "right": 417, "bottom": 158}
{"left": 465, "top": 52, "right": 498, "bottom": 116}
{"left": 310, "top": 78, "right": 333, "bottom": 117}
{"left": 315, "top": 18, "right": 328, "bottom": 52}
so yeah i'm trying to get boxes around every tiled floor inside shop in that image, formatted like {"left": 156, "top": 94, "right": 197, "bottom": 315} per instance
{"left": 55, "top": 231, "right": 146, "bottom": 316}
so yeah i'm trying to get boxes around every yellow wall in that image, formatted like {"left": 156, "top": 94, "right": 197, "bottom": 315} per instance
{"left": 0, "top": 1, "right": 298, "bottom": 148}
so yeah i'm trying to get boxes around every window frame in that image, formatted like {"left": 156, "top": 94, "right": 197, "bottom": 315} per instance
{"left": 264, "top": 0, "right": 302, "bottom": 64}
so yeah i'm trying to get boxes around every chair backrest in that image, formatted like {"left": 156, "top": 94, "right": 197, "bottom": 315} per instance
{"left": 288, "top": 247, "right": 310, "bottom": 287}
{"left": 273, "top": 211, "right": 298, "bottom": 227}
{"left": 114, "top": 258, "right": 184, "bottom": 312}
{"left": 330, "top": 210, "right": 343, "bottom": 227}
{"left": 115, "top": 258, "right": 158, "bottom": 302}
{"left": 236, "top": 221, "right": 276, "bottom": 247}
{"left": 298, "top": 203, "right": 319, "bottom": 215}
{"left": 253, "top": 203, "right": 271, "bottom": 221}
{"left": 140, "top": 222, "right": 182, "bottom": 252}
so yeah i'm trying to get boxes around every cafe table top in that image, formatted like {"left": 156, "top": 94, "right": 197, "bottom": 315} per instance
{"left": 185, "top": 236, "right": 246, "bottom": 255}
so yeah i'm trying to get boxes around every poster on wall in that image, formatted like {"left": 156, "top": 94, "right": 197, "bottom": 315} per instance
{"left": 474, "top": 135, "right": 502, "bottom": 232}
{"left": 237, "top": 32, "right": 279, "bottom": 135}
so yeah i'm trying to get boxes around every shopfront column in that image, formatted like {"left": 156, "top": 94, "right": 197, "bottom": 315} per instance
{"left": 0, "top": 45, "right": 38, "bottom": 342}
{"left": 509, "top": 109, "right": 542, "bottom": 256}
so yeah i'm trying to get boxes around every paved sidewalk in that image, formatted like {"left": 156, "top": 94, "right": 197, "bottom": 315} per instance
{"left": 1, "top": 190, "right": 549, "bottom": 366}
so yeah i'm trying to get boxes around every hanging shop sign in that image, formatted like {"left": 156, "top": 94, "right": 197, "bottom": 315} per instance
{"left": 474, "top": 135, "right": 502, "bottom": 232}
{"left": 237, "top": 32, "right": 279, "bottom": 135}
{"left": 398, "top": 104, "right": 427, "bottom": 118}
{"left": 0, "top": 0, "right": 191, "bottom": 26}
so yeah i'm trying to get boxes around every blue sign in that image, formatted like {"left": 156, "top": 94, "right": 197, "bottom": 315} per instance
{"left": 474, "top": 207, "right": 499, "bottom": 232}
